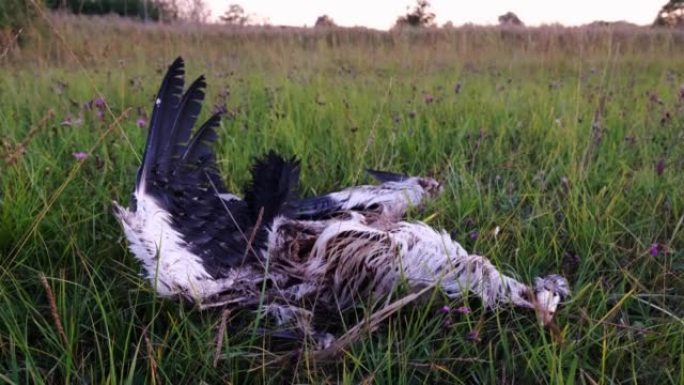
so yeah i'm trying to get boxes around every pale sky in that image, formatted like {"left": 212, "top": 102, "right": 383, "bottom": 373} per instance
{"left": 206, "top": 0, "right": 661, "bottom": 29}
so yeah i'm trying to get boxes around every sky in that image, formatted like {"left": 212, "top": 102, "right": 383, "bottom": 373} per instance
{"left": 205, "top": 0, "right": 662, "bottom": 29}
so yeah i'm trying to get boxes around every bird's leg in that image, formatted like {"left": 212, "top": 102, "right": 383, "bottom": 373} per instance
{"left": 436, "top": 253, "right": 569, "bottom": 324}
{"left": 391, "top": 223, "right": 570, "bottom": 321}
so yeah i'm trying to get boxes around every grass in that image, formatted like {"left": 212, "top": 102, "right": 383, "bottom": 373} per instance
{"left": 1, "top": 13, "right": 684, "bottom": 384}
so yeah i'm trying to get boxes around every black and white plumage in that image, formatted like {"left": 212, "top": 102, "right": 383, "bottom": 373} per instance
{"left": 114, "top": 58, "right": 570, "bottom": 346}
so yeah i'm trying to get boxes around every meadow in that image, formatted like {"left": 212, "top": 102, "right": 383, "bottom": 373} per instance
{"left": 1, "top": 13, "right": 684, "bottom": 384}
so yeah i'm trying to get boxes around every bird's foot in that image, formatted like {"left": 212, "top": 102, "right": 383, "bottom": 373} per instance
{"left": 533, "top": 274, "right": 570, "bottom": 326}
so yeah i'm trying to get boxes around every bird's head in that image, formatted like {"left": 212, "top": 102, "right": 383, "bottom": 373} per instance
{"left": 533, "top": 274, "right": 570, "bottom": 326}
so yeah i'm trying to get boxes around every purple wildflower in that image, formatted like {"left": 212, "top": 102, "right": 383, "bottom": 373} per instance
{"left": 655, "top": 159, "right": 665, "bottom": 177}
{"left": 94, "top": 97, "right": 106, "bottom": 109}
{"left": 72, "top": 152, "right": 89, "bottom": 161}
{"left": 468, "top": 230, "right": 479, "bottom": 240}
{"left": 136, "top": 117, "right": 147, "bottom": 128}
{"left": 439, "top": 305, "right": 450, "bottom": 314}
{"left": 465, "top": 329, "right": 481, "bottom": 342}
{"left": 454, "top": 81, "right": 462, "bottom": 94}
{"left": 213, "top": 103, "right": 228, "bottom": 116}
{"left": 424, "top": 94, "right": 434, "bottom": 104}
{"left": 649, "top": 243, "right": 659, "bottom": 257}
{"left": 455, "top": 306, "right": 471, "bottom": 315}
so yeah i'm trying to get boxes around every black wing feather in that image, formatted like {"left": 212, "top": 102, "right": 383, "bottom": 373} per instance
{"left": 162, "top": 75, "right": 207, "bottom": 174}
{"left": 137, "top": 56, "right": 185, "bottom": 189}
{"left": 136, "top": 58, "right": 272, "bottom": 277}
{"left": 365, "top": 169, "right": 409, "bottom": 183}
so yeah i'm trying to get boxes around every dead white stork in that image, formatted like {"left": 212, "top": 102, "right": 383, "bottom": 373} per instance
{"left": 114, "top": 58, "right": 570, "bottom": 348}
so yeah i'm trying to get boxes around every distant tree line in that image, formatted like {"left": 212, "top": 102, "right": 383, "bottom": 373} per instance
{"left": 3, "top": 0, "right": 684, "bottom": 39}
{"left": 42, "top": 0, "right": 211, "bottom": 22}
{"left": 44, "top": 0, "right": 168, "bottom": 21}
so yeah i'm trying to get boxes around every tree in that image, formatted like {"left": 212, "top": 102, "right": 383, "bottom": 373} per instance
{"left": 654, "top": 0, "right": 684, "bottom": 27}
{"left": 394, "top": 0, "right": 435, "bottom": 28}
{"left": 0, "top": 0, "right": 35, "bottom": 33}
{"left": 181, "top": 0, "right": 209, "bottom": 23}
{"left": 314, "top": 15, "right": 336, "bottom": 28}
{"left": 220, "top": 4, "right": 249, "bottom": 26}
{"left": 498, "top": 11, "right": 524, "bottom": 27}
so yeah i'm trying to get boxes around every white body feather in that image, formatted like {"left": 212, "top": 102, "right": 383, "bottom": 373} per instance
{"left": 114, "top": 193, "right": 237, "bottom": 300}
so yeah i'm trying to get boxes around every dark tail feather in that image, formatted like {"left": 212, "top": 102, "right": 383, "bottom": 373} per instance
{"left": 244, "top": 151, "right": 300, "bottom": 225}
{"left": 137, "top": 57, "right": 185, "bottom": 190}
{"left": 365, "top": 168, "right": 409, "bottom": 183}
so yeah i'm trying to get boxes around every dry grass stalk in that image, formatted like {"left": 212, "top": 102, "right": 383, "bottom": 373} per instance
{"left": 213, "top": 309, "right": 231, "bottom": 367}
{"left": 38, "top": 272, "right": 68, "bottom": 347}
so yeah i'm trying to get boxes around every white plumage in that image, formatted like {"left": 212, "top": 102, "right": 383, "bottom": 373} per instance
{"left": 114, "top": 58, "right": 570, "bottom": 348}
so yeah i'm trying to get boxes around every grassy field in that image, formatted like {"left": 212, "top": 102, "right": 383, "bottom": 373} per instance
{"left": 1, "top": 14, "right": 684, "bottom": 384}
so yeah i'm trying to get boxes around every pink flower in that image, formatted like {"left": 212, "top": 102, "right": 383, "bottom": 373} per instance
{"left": 439, "top": 305, "right": 450, "bottom": 314}
{"left": 72, "top": 152, "right": 89, "bottom": 161}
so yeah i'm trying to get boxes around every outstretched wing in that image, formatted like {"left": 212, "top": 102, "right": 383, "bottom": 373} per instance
{"left": 133, "top": 57, "right": 257, "bottom": 278}
{"left": 291, "top": 170, "right": 442, "bottom": 221}
{"left": 124, "top": 57, "right": 299, "bottom": 283}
